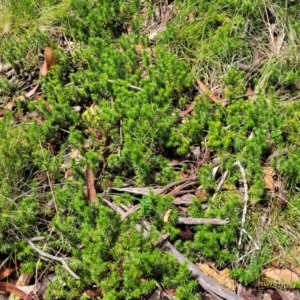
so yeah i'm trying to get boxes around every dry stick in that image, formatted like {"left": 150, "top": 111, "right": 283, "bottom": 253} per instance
{"left": 121, "top": 204, "right": 141, "bottom": 220}
{"left": 167, "top": 181, "right": 197, "bottom": 196}
{"left": 26, "top": 239, "right": 80, "bottom": 280}
{"left": 157, "top": 178, "right": 196, "bottom": 195}
{"left": 161, "top": 241, "right": 242, "bottom": 300}
{"left": 107, "top": 79, "right": 143, "bottom": 91}
{"left": 170, "top": 189, "right": 197, "bottom": 196}
{"left": 232, "top": 161, "right": 249, "bottom": 249}
{"left": 177, "top": 217, "right": 228, "bottom": 225}
{"left": 102, "top": 197, "right": 242, "bottom": 300}
{"left": 212, "top": 170, "right": 229, "bottom": 202}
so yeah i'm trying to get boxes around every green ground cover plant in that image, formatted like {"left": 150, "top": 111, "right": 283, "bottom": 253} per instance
{"left": 1, "top": 0, "right": 300, "bottom": 299}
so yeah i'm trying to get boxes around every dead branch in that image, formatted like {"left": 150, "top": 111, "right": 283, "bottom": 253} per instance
{"left": 26, "top": 239, "right": 80, "bottom": 280}
{"left": 161, "top": 241, "right": 243, "bottom": 300}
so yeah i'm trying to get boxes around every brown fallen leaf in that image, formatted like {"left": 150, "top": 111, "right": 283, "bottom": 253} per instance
{"left": 263, "top": 166, "right": 277, "bottom": 190}
{"left": 262, "top": 166, "right": 288, "bottom": 206}
{"left": 34, "top": 95, "right": 53, "bottom": 111}
{"left": 179, "top": 101, "right": 195, "bottom": 118}
{"left": 178, "top": 225, "right": 194, "bottom": 241}
{"left": 195, "top": 190, "right": 209, "bottom": 202}
{"left": 196, "top": 79, "right": 218, "bottom": 102}
{"left": 40, "top": 44, "right": 57, "bottom": 76}
{"left": 5, "top": 101, "right": 14, "bottom": 110}
{"left": 253, "top": 49, "right": 265, "bottom": 65}
{"left": 0, "top": 265, "right": 16, "bottom": 281}
{"left": 262, "top": 268, "right": 299, "bottom": 283}
{"left": 246, "top": 87, "right": 255, "bottom": 99}
{"left": 86, "top": 165, "right": 97, "bottom": 202}
{"left": 189, "top": 11, "right": 195, "bottom": 22}
{"left": 85, "top": 287, "right": 102, "bottom": 298}
{"left": 0, "top": 282, "right": 35, "bottom": 300}
{"left": 25, "top": 83, "right": 40, "bottom": 98}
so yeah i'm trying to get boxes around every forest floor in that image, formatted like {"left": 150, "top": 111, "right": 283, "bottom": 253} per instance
{"left": 1, "top": 1, "right": 300, "bottom": 299}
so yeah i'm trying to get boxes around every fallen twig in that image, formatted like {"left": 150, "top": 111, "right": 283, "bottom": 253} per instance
{"left": 167, "top": 181, "right": 197, "bottom": 196}
{"left": 26, "top": 239, "right": 80, "bottom": 280}
{"left": 107, "top": 79, "right": 143, "bottom": 91}
{"left": 121, "top": 204, "right": 141, "bottom": 220}
{"left": 161, "top": 241, "right": 243, "bottom": 300}
{"left": 157, "top": 178, "right": 197, "bottom": 195}
{"left": 177, "top": 217, "right": 228, "bottom": 225}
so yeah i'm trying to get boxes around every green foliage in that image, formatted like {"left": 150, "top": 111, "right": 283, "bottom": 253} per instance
{"left": 1, "top": 0, "right": 300, "bottom": 298}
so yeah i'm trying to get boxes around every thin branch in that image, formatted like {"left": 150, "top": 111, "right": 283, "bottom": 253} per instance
{"left": 157, "top": 178, "right": 196, "bottom": 195}
{"left": 121, "top": 205, "right": 141, "bottom": 221}
{"left": 212, "top": 169, "right": 229, "bottom": 201}
{"left": 26, "top": 239, "right": 80, "bottom": 280}
{"left": 107, "top": 79, "right": 143, "bottom": 91}
{"left": 177, "top": 217, "right": 228, "bottom": 225}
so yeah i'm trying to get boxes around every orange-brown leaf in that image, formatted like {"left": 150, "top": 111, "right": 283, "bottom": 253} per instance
{"left": 196, "top": 79, "right": 218, "bottom": 102}
{"left": 179, "top": 102, "right": 195, "bottom": 118}
{"left": 246, "top": 87, "right": 255, "bottom": 99}
{"left": 263, "top": 166, "right": 276, "bottom": 190}
{"left": 0, "top": 265, "right": 16, "bottom": 281}
{"left": 86, "top": 165, "right": 97, "bottom": 202}
{"left": 0, "top": 282, "right": 35, "bottom": 300}
{"left": 40, "top": 44, "right": 57, "bottom": 76}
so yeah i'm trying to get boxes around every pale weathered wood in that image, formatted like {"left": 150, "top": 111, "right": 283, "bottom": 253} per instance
{"left": 177, "top": 217, "right": 228, "bottom": 225}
